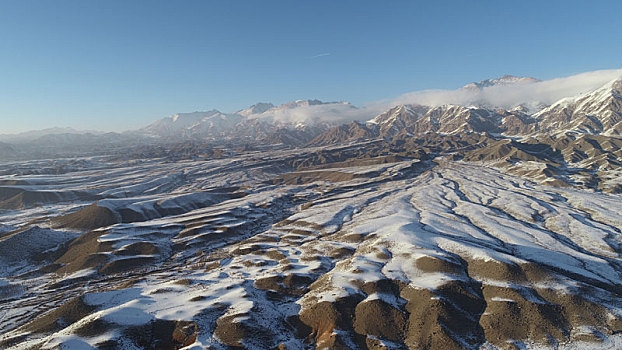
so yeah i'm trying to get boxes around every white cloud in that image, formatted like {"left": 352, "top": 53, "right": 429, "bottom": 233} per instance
{"left": 251, "top": 102, "right": 380, "bottom": 125}
{"left": 388, "top": 68, "right": 622, "bottom": 111}
{"left": 246, "top": 68, "right": 622, "bottom": 125}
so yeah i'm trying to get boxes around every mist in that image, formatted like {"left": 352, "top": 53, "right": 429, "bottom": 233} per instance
{"left": 387, "top": 68, "right": 622, "bottom": 111}
{"left": 249, "top": 102, "right": 382, "bottom": 125}
{"left": 242, "top": 68, "right": 622, "bottom": 125}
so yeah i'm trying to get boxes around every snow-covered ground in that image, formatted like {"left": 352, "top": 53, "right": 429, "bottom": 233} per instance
{"left": 0, "top": 148, "right": 621, "bottom": 349}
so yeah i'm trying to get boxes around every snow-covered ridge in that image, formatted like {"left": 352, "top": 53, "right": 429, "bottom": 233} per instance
{"left": 138, "top": 99, "right": 358, "bottom": 141}
{"left": 132, "top": 70, "right": 622, "bottom": 144}
{"left": 462, "top": 74, "right": 541, "bottom": 90}
{"left": 357, "top": 75, "right": 622, "bottom": 140}
{"left": 389, "top": 68, "right": 622, "bottom": 114}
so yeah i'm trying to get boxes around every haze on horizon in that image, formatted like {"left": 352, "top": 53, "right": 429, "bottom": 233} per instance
{"left": 1, "top": 0, "right": 621, "bottom": 134}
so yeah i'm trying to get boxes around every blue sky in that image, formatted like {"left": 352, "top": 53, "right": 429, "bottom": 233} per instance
{"left": 1, "top": 0, "right": 621, "bottom": 133}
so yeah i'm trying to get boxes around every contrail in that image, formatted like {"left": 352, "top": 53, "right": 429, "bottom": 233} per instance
{"left": 309, "top": 53, "right": 331, "bottom": 59}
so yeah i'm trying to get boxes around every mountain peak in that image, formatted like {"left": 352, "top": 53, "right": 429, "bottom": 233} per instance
{"left": 236, "top": 102, "right": 275, "bottom": 117}
{"left": 170, "top": 110, "right": 221, "bottom": 123}
{"left": 533, "top": 77, "right": 622, "bottom": 135}
{"left": 279, "top": 99, "right": 329, "bottom": 109}
{"left": 463, "top": 75, "right": 540, "bottom": 90}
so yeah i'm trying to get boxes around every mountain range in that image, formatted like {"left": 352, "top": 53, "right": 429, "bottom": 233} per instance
{"left": 137, "top": 74, "right": 622, "bottom": 144}
{"left": 2, "top": 73, "right": 621, "bottom": 158}
{"left": 314, "top": 75, "right": 622, "bottom": 144}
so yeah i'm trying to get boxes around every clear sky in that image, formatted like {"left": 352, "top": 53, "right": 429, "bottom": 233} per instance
{"left": 1, "top": 0, "right": 621, "bottom": 133}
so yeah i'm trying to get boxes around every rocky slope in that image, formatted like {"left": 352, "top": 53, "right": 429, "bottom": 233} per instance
{"left": 311, "top": 77, "right": 622, "bottom": 146}
{"left": 141, "top": 110, "right": 245, "bottom": 139}
{"left": 534, "top": 79, "right": 622, "bottom": 136}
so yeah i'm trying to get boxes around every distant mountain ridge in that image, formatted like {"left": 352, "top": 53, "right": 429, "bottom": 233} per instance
{"left": 139, "top": 99, "right": 355, "bottom": 145}
{"left": 139, "top": 73, "right": 622, "bottom": 147}
{"left": 2, "top": 72, "right": 622, "bottom": 159}
{"left": 0, "top": 127, "right": 104, "bottom": 143}
{"left": 311, "top": 76, "right": 622, "bottom": 145}
{"left": 462, "top": 75, "right": 541, "bottom": 90}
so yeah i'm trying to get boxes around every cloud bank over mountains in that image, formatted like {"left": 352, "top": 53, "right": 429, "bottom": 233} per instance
{"left": 247, "top": 68, "right": 622, "bottom": 125}
{"left": 381, "top": 68, "right": 622, "bottom": 112}
{"left": 249, "top": 100, "right": 373, "bottom": 125}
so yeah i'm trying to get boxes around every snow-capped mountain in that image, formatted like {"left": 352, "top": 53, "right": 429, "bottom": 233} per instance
{"left": 391, "top": 71, "right": 622, "bottom": 114}
{"left": 310, "top": 75, "right": 622, "bottom": 145}
{"left": 368, "top": 104, "right": 430, "bottom": 137}
{"left": 307, "top": 121, "right": 378, "bottom": 146}
{"left": 140, "top": 100, "right": 356, "bottom": 144}
{"left": 461, "top": 75, "right": 547, "bottom": 112}
{"left": 534, "top": 78, "right": 622, "bottom": 135}
{"left": 141, "top": 110, "right": 244, "bottom": 139}
{"left": 247, "top": 99, "right": 359, "bottom": 125}
{"left": 133, "top": 74, "right": 617, "bottom": 147}
{"left": 462, "top": 74, "right": 540, "bottom": 90}
{"left": 235, "top": 102, "right": 275, "bottom": 117}
{"left": 311, "top": 103, "right": 505, "bottom": 144}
